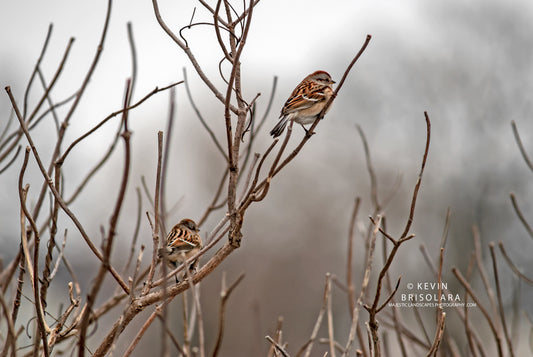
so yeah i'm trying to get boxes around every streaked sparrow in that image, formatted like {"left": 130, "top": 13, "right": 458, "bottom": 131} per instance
{"left": 270, "top": 70, "right": 335, "bottom": 137}
{"left": 158, "top": 218, "right": 203, "bottom": 281}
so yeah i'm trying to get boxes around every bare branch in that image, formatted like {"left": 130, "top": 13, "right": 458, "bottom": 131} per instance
{"left": 183, "top": 67, "right": 229, "bottom": 162}
{"left": 342, "top": 215, "right": 382, "bottom": 356}
{"left": 400, "top": 112, "right": 431, "bottom": 238}
{"left": 472, "top": 225, "right": 499, "bottom": 322}
{"left": 143, "top": 131, "right": 164, "bottom": 295}
{"left": 452, "top": 267, "right": 503, "bottom": 356}
{"left": 123, "top": 304, "right": 165, "bottom": 357}
{"left": 266, "top": 335, "right": 290, "bottom": 357}
{"left": 510, "top": 192, "right": 533, "bottom": 239}
{"left": 356, "top": 125, "right": 379, "bottom": 210}
{"left": 22, "top": 23, "right": 53, "bottom": 118}
{"left": 489, "top": 243, "right": 515, "bottom": 357}
{"left": 326, "top": 273, "right": 336, "bottom": 357}
{"left": 511, "top": 120, "right": 533, "bottom": 172}
{"left": 198, "top": 169, "right": 229, "bottom": 226}
{"left": 121, "top": 188, "right": 142, "bottom": 276}
{"left": 0, "top": 145, "right": 21, "bottom": 174}
{"left": 252, "top": 76, "right": 278, "bottom": 134}
{"left": 347, "top": 197, "right": 362, "bottom": 318}
{"left": 296, "top": 274, "right": 331, "bottom": 357}
{"left": 426, "top": 248, "right": 446, "bottom": 356}
{"left": 498, "top": 241, "right": 533, "bottom": 285}
{"left": 0, "top": 288, "right": 17, "bottom": 357}
{"left": 212, "top": 272, "right": 245, "bottom": 356}
{"left": 377, "top": 277, "right": 401, "bottom": 313}
{"left": 214, "top": 0, "right": 232, "bottom": 62}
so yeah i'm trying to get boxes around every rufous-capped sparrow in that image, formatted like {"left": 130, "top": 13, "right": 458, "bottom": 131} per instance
{"left": 270, "top": 70, "right": 335, "bottom": 138}
{"left": 158, "top": 218, "right": 203, "bottom": 281}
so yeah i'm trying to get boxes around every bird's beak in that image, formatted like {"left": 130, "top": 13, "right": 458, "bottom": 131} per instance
{"left": 331, "top": 80, "right": 336, "bottom": 84}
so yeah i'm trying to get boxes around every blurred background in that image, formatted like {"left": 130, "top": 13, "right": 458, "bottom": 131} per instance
{"left": 1, "top": 0, "right": 533, "bottom": 355}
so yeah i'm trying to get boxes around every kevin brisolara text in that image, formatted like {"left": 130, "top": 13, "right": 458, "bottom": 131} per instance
{"left": 401, "top": 293, "right": 460, "bottom": 302}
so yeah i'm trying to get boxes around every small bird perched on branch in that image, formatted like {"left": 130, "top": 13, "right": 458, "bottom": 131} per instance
{"left": 270, "top": 70, "right": 335, "bottom": 138}
{"left": 158, "top": 218, "right": 203, "bottom": 282}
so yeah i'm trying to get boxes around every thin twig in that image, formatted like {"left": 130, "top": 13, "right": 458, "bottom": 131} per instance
{"left": 426, "top": 248, "right": 445, "bottom": 356}
{"left": 439, "top": 207, "right": 452, "bottom": 248}
{"left": 212, "top": 272, "right": 245, "bottom": 357}
{"left": 400, "top": 112, "right": 431, "bottom": 238}
{"left": 356, "top": 125, "right": 379, "bottom": 210}
{"left": 472, "top": 225, "right": 499, "bottom": 324}
{"left": 342, "top": 215, "right": 382, "bottom": 356}
{"left": 510, "top": 120, "right": 533, "bottom": 172}
{"left": 143, "top": 131, "right": 164, "bottom": 295}
{"left": 127, "top": 22, "right": 138, "bottom": 100}
{"left": 296, "top": 274, "right": 332, "bottom": 357}
{"left": 377, "top": 277, "right": 401, "bottom": 313}
{"left": 183, "top": 67, "right": 228, "bottom": 161}
{"left": 10, "top": 245, "right": 25, "bottom": 330}
{"left": 186, "top": 273, "right": 205, "bottom": 357}
{"left": 347, "top": 197, "right": 361, "bottom": 318}
{"left": 253, "top": 76, "right": 277, "bottom": 134}
{"left": 0, "top": 288, "right": 17, "bottom": 357}
{"left": 266, "top": 336, "right": 290, "bottom": 357}
{"left": 464, "top": 254, "right": 480, "bottom": 357}
{"left": 22, "top": 23, "right": 53, "bottom": 119}
{"left": 497, "top": 242, "right": 533, "bottom": 285}
{"left": 121, "top": 188, "right": 142, "bottom": 276}
{"left": 156, "top": 312, "right": 187, "bottom": 355}
{"left": 36, "top": 67, "right": 60, "bottom": 133}
{"left": 379, "top": 218, "right": 406, "bottom": 357}
{"left": 0, "top": 145, "right": 21, "bottom": 174}
{"left": 452, "top": 267, "right": 503, "bottom": 356}
{"left": 489, "top": 243, "right": 515, "bottom": 357}
{"left": 268, "top": 316, "right": 284, "bottom": 357}
{"left": 123, "top": 304, "right": 165, "bottom": 357}
{"left": 509, "top": 192, "right": 533, "bottom": 239}
{"left": 160, "top": 87, "right": 177, "bottom": 236}
{"left": 65, "top": 110, "right": 123, "bottom": 206}
{"left": 326, "top": 273, "right": 336, "bottom": 357}
{"left": 198, "top": 169, "right": 229, "bottom": 227}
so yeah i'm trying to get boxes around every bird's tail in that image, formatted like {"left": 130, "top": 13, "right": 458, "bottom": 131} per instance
{"left": 270, "top": 116, "right": 288, "bottom": 137}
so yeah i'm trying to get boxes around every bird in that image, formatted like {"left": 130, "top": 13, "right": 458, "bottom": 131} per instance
{"left": 158, "top": 218, "right": 203, "bottom": 282}
{"left": 270, "top": 70, "right": 335, "bottom": 138}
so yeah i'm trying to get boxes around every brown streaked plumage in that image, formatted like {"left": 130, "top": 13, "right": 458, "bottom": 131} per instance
{"left": 158, "top": 218, "right": 203, "bottom": 281}
{"left": 270, "top": 70, "right": 335, "bottom": 137}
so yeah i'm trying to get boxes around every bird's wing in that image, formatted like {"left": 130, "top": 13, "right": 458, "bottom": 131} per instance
{"left": 281, "top": 84, "right": 329, "bottom": 115}
{"left": 168, "top": 231, "right": 201, "bottom": 252}
{"left": 177, "top": 238, "right": 197, "bottom": 247}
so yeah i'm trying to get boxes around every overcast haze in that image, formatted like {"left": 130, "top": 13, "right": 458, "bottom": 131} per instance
{"left": 1, "top": 0, "right": 533, "bottom": 355}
